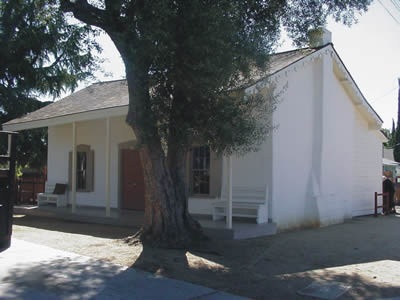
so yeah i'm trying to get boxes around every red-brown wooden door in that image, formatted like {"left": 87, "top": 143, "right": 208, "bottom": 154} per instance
{"left": 121, "top": 149, "right": 145, "bottom": 210}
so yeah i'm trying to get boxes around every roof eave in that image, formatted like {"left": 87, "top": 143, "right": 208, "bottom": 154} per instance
{"left": 330, "top": 47, "right": 383, "bottom": 129}
{"left": 249, "top": 44, "right": 383, "bottom": 130}
{"left": 2, "top": 105, "right": 129, "bottom": 131}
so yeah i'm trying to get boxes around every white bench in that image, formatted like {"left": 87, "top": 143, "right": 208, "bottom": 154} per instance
{"left": 212, "top": 186, "right": 268, "bottom": 224}
{"left": 37, "top": 183, "right": 68, "bottom": 207}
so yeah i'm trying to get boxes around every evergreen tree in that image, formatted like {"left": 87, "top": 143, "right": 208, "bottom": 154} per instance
{"left": 391, "top": 119, "right": 396, "bottom": 147}
{"left": 384, "top": 119, "right": 396, "bottom": 148}
{"left": 0, "top": 0, "right": 101, "bottom": 170}
{"left": 0, "top": 97, "right": 50, "bottom": 170}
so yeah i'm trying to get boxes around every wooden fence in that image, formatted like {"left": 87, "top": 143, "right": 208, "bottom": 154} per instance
{"left": 16, "top": 177, "right": 45, "bottom": 204}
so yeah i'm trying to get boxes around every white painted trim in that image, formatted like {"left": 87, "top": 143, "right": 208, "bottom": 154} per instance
{"left": 105, "top": 118, "right": 111, "bottom": 217}
{"left": 227, "top": 155, "right": 233, "bottom": 229}
{"left": 7, "top": 134, "right": 11, "bottom": 156}
{"left": 330, "top": 49, "right": 382, "bottom": 129}
{"left": 2, "top": 106, "right": 128, "bottom": 131}
{"left": 71, "top": 122, "right": 77, "bottom": 213}
{"left": 250, "top": 44, "right": 382, "bottom": 129}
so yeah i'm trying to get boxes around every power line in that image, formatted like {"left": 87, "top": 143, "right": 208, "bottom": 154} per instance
{"left": 378, "top": 0, "right": 400, "bottom": 25}
{"left": 370, "top": 86, "right": 398, "bottom": 103}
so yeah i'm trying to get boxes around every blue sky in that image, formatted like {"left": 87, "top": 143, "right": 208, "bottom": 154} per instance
{"left": 95, "top": 0, "right": 400, "bottom": 129}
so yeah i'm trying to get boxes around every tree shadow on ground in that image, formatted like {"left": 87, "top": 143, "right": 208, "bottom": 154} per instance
{"left": 10, "top": 213, "right": 400, "bottom": 299}
{"left": 13, "top": 214, "right": 136, "bottom": 239}
{"left": 132, "top": 242, "right": 190, "bottom": 279}
{"left": 1, "top": 256, "right": 124, "bottom": 299}
{"left": 130, "top": 215, "right": 400, "bottom": 299}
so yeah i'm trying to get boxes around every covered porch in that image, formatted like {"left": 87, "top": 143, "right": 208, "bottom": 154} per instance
{"left": 13, "top": 204, "right": 276, "bottom": 240}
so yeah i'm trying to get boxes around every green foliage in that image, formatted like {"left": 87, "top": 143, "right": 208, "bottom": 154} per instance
{"left": 394, "top": 139, "right": 400, "bottom": 162}
{"left": 390, "top": 119, "right": 396, "bottom": 147}
{"left": 394, "top": 125, "right": 400, "bottom": 162}
{"left": 382, "top": 120, "right": 396, "bottom": 148}
{"left": 62, "top": 0, "right": 372, "bottom": 156}
{"left": 282, "top": 0, "right": 372, "bottom": 46}
{"left": 382, "top": 128, "right": 391, "bottom": 148}
{"left": 0, "top": 0, "right": 102, "bottom": 170}
{"left": 140, "top": 1, "right": 283, "bottom": 154}
{"left": 0, "top": 0, "right": 101, "bottom": 100}
{"left": 0, "top": 96, "right": 50, "bottom": 170}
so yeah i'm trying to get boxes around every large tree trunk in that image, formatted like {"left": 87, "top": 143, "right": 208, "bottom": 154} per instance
{"left": 61, "top": 0, "right": 206, "bottom": 248}
{"left": 124, "top": 61, "right": 204, "bottom": 248}
{"left": 137, "top": 143, "right": 204, "bottom": 248}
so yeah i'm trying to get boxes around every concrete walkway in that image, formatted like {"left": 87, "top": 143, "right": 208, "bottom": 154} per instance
{"left": 0, "top": 239, "right": 247, "bottom": 300}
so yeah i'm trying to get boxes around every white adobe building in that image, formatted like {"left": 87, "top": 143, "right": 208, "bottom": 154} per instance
{"left": 3, "top": 31, "right": 385, "bottom": 234}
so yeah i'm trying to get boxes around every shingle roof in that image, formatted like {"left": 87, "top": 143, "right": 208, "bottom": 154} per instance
{"left": 268, "top": 47, "right": 317, "bottom": 76}
{"left": 234, "top": 47, "right": 317, "bottom": 89}
{"left": 2, "top": 47, "right": 318, "bottom": 127}
{"left": 4, "top": 79, "right": 129, "bottom": 126}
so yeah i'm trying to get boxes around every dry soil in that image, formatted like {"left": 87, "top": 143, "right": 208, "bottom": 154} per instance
{"left": 11, "top": 212, "right": 400, "bottom": 299}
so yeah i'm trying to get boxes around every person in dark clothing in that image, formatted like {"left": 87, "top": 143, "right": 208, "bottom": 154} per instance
{"left": 383, "top": 174, "right": 395, "bottom": 214}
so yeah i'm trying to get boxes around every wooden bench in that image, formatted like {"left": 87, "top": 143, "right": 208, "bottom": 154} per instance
{"left": 37, "top": 183, "right": 68, "bottom": 207}
{"left": 212, "top": 186, "right": 268, "bottom": 224}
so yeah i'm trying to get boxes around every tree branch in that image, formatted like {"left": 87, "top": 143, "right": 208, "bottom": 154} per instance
{"left": 105, "top": 0, "right": 123, "bottom": 14}
{"left": 43, "top": 51, "right": 65, "bottom": 70}
{"left": 60, "top": 0, "right": 110, "bottom": 30}
{"left": 60, "top": 0, "right": 131, "bottom": 49}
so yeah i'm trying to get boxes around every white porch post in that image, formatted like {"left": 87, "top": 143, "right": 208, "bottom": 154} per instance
{"left": 71, "top": 122, "right": 77, "bottom": 213}
{"left": 105, "top": 117, "right": 111, "bottom": 217}
{"left": 226, "top": 155, "right": 233, "bottom": 229}
{"left": 7, "top": 134, "right": 11, "bottom": 155}
{"left": 7, "top": 134, "right": 11, "bottom": 169}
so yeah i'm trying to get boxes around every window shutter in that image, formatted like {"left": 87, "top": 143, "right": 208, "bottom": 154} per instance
{"left": 86, "top": 150, "right": 94, "bottom": 192}
{"left": 209, "top": 151, "right": 222, "bottom": 198}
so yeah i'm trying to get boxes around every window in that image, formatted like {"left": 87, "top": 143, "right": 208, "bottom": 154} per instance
{"left": 192, "top": 146, "right": 210, "bottom": 194}
{"left": 69, "top": 145, "right": 94, "bottom": 192}
{"left": 77, "top": 151, "right": 87, "bottom": 190}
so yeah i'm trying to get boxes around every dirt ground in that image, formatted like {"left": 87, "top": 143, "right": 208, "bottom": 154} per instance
{"left": 11, "top": 211, "right": 400, "bottom": 299}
